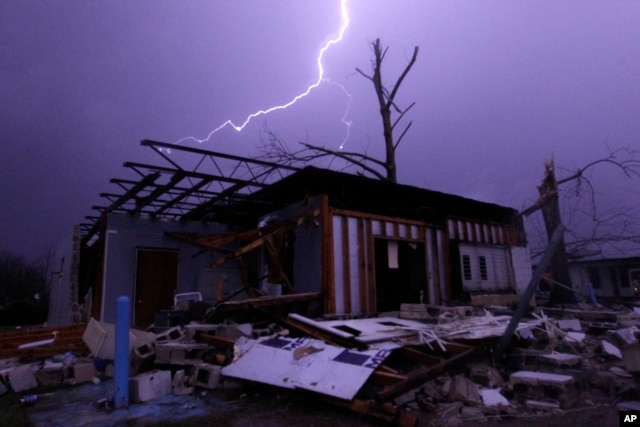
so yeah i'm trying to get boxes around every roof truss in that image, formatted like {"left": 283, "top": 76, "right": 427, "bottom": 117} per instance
{"left": 81, "top": 139, "right": 300, "bottom": 245}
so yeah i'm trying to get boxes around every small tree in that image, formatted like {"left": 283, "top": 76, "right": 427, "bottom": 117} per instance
{"left": 262, "top": 39, "right": 419, "bottom": 183}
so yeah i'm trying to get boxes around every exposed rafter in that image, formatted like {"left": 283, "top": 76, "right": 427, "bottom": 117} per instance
{"left": 81, "top": 139, "right": 301, "bottom": 247}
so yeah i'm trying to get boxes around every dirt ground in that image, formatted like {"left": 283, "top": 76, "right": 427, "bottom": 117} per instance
{"left": 195, "top": 385, "right": 621, "bottom": 427}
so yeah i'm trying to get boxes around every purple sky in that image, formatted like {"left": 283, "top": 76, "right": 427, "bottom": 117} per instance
{"left": 2, "top": 0, "right": 639, "bottom": 259}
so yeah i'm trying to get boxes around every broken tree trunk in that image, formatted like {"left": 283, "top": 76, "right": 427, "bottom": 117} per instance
{"left": 537, "top": 161, "right": 576, "bottom": 305}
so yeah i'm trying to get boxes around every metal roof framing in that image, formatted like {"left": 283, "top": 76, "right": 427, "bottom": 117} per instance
{"left": 80, "top": 139, "right": 300, "bottom": 246}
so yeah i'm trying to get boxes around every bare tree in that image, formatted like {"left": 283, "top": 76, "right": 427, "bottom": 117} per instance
{"left": 261, "top": 39, "right": 419, "bottom": 183}
{"left": 523, "top": 147, "right": 640, "bottom": 304}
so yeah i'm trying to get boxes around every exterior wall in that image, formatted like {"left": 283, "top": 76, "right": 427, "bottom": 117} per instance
{"left": 448, "top": 218, "right": 531, "bottom": 295}
{"left": 99, "top": 213, "right": 233, "bottom": 323}
{"left": 330, "top": 209, "right": 446, "bottom": 316}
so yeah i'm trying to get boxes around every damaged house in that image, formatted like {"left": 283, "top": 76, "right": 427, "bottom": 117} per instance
{"left": 70, "top": 140, "right": 532, "bottom": 326}
{"left": 568, "top": 241, "right": 640, "bottom": 299}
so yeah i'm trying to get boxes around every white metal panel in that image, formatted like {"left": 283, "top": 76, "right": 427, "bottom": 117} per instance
{"left": 222, "top": 336, "right": 391, "bottom": 400}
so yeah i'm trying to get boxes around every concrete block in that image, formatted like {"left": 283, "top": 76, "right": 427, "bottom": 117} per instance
{"left": 35, "top": 365, "right": 63, "bottom": 386}
{"left": 184, "top": 323, "right": 219, "bottom": 341}
{"left": 449, "top": 375, "right": 481, "bottom": 404}
{"left": 617, "top": 312, "right": 640, "bottom": 327}
{"left": 8, "top": 365, "right": 38, "bottom": 392}
{"left": 129, "top": 370, "right": 172, "bottom": 403}
{"left": 71, "top": 362, "right": 96, "bottom": 384}
{"left": 557, "top": 319, "right": 581, "bottom": 331}
{"left": 564, "top": 332, "right": 586, "bottom": 345}
{"left": 469, "top": 363, "right": 504, "bottom": 387}
{"left": 154, "top": 326, "right": 185, "bottom": 344}
{"left": 614, "top": 326, "right": 640, "bottom": 346}
{"left": 192, "top": 363, "right": 221, "bottom": 389}
{"left": 172, "top": 369, "right": 193, "bottom": 395}
{"left": 131, "top": 342, "right": 156, "bottom": 373}
{"left": 83, "top": 318, "right": 156, "bottom": 359}
{"left": 622, "top": 343, "right": 640, "bottom": 372}
{"left": 510, "top": 371, "right": 574, "bottom": 390}
{"left": 510, "top": 370, "right": 577, "bottom": 409}
{"left": 155, "top": 342, "right": 208, "bottom": 366}
{"left": 539, "top": 352, "right": 581, "bottom": 367}
{"left": 480, "top": 388, "right": 510, "bottom": 407}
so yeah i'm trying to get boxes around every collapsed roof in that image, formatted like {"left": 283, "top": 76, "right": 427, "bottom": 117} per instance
{"left": 82, "top": 139, "right": 521, "bottom": 245}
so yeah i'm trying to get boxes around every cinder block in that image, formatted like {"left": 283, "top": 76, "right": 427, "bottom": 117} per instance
{"left": 70, "top": 362, "right": 96, "bottom": 384}
{"left": 172, "top": 369, "right": 193, "bottom": 395}
{"left": 154, "top": 342, "right": 208, "bottom": 366}
{"left": 192, "top": 363, "right": 221, "bottom": 389}
{"left": 622, "top": 343, "right": 640, "bottom": 372}
{"left": 8, "top": 365, "right": 38, "bottom": 392}
{"left": 154, "top": 326, "right": 185, "bottom": 344}
{"left": 83, "top": 318, "right": 156, "bottom": 359}
{"left": 129, "top": 370, "right": 172, "bottom": 403}
{"left": 131, "top": 343, "right": 156, "bottom": 374}
{"left": 35, "top": 364, "right": 63, "bottom": 386}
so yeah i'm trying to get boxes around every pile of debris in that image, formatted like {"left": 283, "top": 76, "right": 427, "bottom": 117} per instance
{"left": 1, "top": 302, "right": 640, "bottom": 426}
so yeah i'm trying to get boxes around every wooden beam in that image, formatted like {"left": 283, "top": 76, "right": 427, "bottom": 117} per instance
{"left": 375, "top": 344, "right": 475, "bottom": 402}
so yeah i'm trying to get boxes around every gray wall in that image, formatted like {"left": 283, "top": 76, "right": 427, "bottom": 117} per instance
{"left": 258, "top": 198, "right": 323, "bottom": 295}
{"left": 100, "top": 213, "right": 236, "bottom": 322}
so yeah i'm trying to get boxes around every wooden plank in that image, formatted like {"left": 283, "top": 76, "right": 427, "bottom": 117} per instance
{"left": 198, "top": 333, "right": 235, "bottom": 349}
{"left": 375, "top": 345, "right": 475, "bottom": 402}
{"left": 371, "top": 370, "right": 408, "bottom": 386}
{"left": 321, "top": 195, "right": 336, "bottom": 315}
{"left": 341, "top": 215, "right": 351, "bottom": 314}
{"left": 331, "top": 207, "right": 436, "bottom": 229}
{"left": 216, "top": 292, "right": 322, "bottom": 312}
{"left": 357, "top": 217, "right": 367, "bottom": 314}
{"left": 366, "top": 219, "right": 376, "bottom": 314}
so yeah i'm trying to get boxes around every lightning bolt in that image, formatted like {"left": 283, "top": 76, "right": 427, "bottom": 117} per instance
{"left": 176, "top": 0, "right": 352, "bottom": 148}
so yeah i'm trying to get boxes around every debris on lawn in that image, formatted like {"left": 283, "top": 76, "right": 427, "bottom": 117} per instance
{"left": 2, "top": 300, "right": 640, "bottom": 426}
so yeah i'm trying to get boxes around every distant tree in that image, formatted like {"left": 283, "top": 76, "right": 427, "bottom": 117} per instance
{"left": 261, "top": 39, "right": 419, "bottom": 183}
{"left": 0, "top": 250, "right": 52, "bottom": 325}
{"left": 523, "top": 147, "right": 640, "bottom": 304}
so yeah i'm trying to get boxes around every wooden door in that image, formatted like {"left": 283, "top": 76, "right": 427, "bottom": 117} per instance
{"left": 134, "top": 249, "right": 178, "bottom": 328}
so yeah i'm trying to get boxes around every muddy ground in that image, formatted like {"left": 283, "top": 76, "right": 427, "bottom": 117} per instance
{"left": 169, "top": 383, "right": 621, "bottom": 427}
